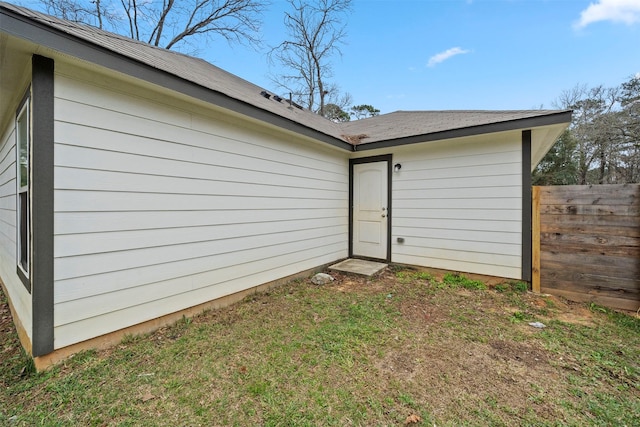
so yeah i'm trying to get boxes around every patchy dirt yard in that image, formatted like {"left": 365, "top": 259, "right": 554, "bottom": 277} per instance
{"left": 1, "top": 266, "right": 639, "bottom": 426}
{"left": 316, "top": 268, "right": 628, "bottom": 423}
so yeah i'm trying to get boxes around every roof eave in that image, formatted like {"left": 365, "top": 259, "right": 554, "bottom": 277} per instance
{"left": 0, "top": 5, "right": 353, "bottom": 151}
{"left": 353, "top": 110, "right": 573, "bottom": 151}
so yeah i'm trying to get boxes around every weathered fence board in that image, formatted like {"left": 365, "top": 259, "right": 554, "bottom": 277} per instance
{"left": 532, "top": 184, "right": 640, "bottom": 312}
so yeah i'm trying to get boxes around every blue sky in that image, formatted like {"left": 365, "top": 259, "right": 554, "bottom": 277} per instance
{"left": 201, "top": 0, "right": 640, "bottom": 113}
{"left": 21, "top": 0, "right": 640, "bottom": 113}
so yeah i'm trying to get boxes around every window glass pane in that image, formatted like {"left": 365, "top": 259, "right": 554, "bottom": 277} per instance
{"left": 16, "top": 95, "right": 30, "bottom": 278}
{"left": 17, "top": 107, "right": 29, "bottom": 189}
{"left": 19, "top": 192, "right": 28, "bottom": 271}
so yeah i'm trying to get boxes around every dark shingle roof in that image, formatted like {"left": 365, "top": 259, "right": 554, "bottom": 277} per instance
{"left": 339, "top": 110, "right": 572, "bottom": 146}
{"left": 0, "top": 2, "right": 571, "bottom": 150}
{"left": 0, "top": 2, "right": 345, "bottom": 141}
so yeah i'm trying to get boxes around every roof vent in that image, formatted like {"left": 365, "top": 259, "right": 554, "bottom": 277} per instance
{"left": 273, "top": 95, "right": 283, "bottom": 102}
{"left": 260, "top": 90, "right": 271, "bottom": 99}
{"left": 286, "top": 99, "right": 304, "bottom": 110}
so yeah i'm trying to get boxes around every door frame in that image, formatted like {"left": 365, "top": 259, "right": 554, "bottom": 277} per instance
{"left": 348, "top": 154, "right": 393, "bottom": 262}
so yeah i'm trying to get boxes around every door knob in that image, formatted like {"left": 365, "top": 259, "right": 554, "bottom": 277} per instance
{"left": 381, "top": 213, "right": 387, "bottom": 218}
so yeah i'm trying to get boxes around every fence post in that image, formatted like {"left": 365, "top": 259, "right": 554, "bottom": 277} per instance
{"left": 531, "top": 186, "right": 541, "bottom": 293}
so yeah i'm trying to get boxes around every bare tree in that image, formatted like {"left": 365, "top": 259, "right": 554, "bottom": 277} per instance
{"left": 321, "top": 84, "right": 353, "bottom": 122}
{"left": 269, "top": 0, "right": 352, "bottom": 116}
{"left": 613, "top": 75, "right": 640, "bottom": 182}
{"left": 554, "top": 84, "right": 620, "bottom": 184}
{"left": 39, "top": 0, "right": 116, "bottom": 28}
{"left": 38, "top": 0, "right": 265, "bottom": 51}
{"left": 541, "top": 75, "right": 640, "bottom": 185}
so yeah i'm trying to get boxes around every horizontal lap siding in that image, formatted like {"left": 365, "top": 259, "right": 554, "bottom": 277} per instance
{"left": 0, "top": 128, "right": 16, "bottom": 251}
{"left": 391, "top": 134, "right": 522, "bottom": 278}
{"left": 53, "top": 69, "right": 348, "bottom": 348}
{"left": 0, "top": 120, "right": 32, "bottom": 338}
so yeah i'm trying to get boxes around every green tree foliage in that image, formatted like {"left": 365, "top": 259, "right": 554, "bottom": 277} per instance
{"left": 324, "top": 103, "right": 351, "bottom": 122}
{"left": 350, "top": 104, "right": 380, "bottom": 120}
{"left": 532, "top": 130, "right": 578, "bottom": 185}
{"left": 323, "top": 103, "right": 382, "bottom": 122}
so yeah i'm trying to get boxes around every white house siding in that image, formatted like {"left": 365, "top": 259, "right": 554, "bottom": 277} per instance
{"left": 355, "top": 132, "right": 523, "bottom": 279}
{"left": 52, "top": 63, "right": 349, "bottom": 349}
{"left": 392, "top": 134, "right": 523, "bottom": 278}
{"left": 0, "top": 114, "right": 32, "bottom": 340}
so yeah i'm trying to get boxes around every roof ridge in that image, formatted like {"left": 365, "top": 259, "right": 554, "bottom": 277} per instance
{"left": 1, "top": 1, "right": 570, "bottom": 149}
{"left": 390, "top": 109, "right": 569, "bottom": 113}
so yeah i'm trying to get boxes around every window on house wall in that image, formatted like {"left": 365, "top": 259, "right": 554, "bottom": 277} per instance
{"left": 16, "top": 94, "right": 30, "bottom": 279}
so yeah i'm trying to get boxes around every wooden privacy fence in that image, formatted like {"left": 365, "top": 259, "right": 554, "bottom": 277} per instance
{"left": 532, "top": 184, "right": 640, "bottom": 312}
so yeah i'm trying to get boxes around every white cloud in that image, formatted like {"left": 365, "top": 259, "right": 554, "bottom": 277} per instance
{"left": 427, "top": 47, "right": 470, "bottom": 67}
{"left": 575, "top": 0, "right": 640, "bottom": 29}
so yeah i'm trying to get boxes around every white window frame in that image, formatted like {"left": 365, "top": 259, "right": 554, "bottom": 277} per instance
{"left": 16, "top": 94, "right": 30, "bottom": 279}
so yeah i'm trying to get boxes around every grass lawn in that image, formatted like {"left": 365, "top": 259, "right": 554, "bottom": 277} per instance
{"left": 1, "top": 266, "right": 639, "bottom": 426}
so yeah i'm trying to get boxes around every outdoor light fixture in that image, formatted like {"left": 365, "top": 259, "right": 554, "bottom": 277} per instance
{"left": 394, "top": 163, "right": 402, "bottom": 172}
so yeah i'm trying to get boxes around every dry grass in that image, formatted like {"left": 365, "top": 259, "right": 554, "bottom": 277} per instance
{"left": 1, "top": 266, "right": 639, "bottom": 426}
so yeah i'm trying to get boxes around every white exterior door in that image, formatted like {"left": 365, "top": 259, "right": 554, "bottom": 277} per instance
{"left": 352, "top": 161, "right": 389, "bottom": 260}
